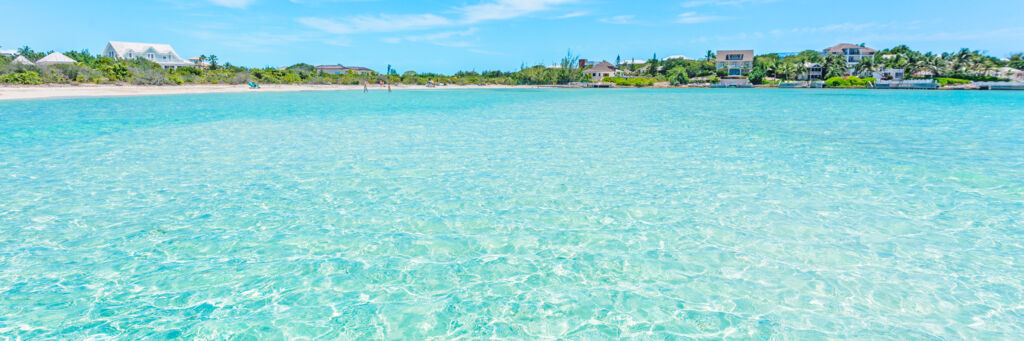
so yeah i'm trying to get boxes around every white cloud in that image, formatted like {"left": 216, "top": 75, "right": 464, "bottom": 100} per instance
{"left": 681, "top": 0, "right": 777, "bottom": 7}
{"left": 209, "top": 0, "right": 256, "bottom": 8}
{"left": 297, "top": 14, "right": 453, "bottom": 34}
{"left": 384, "top": 28, "right": 479, "bottom": 47}
{"left": 556, "top": 11, "right": 589, "bottom": 19}
{"left": 600, "top": 15, "right": 636, "bottom": 24}
{"left": 676, "top": 12, "right": 727, "bottom": 24}
{"left": 299, "top": 0, "right": 578, "bottom": 36}
{"left": 460, "top": 0, "right": 577, "bottom": 23}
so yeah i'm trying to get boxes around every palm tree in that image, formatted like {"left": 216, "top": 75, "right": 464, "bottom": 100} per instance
{"left": 854, "top": 56, "right": 878, "bottom": 77}
{"left": 950, "top": 49, "right": 974, "bottom": 74}
{"left": 823, "top": 54, "right": 848, "bottom": 79}
{"left": 776, "top": 62, "right": 794, "bottom": 80}
{"left": 705, "top": 50, "right": 715, "bottom": 62}
{"left": 761, "top": 59, "right": 777, "bottom": 79}
{"left": 793, "top": 62, "right": 808, "bottom": 81}
{"left": 209, "top": 55, "right": 219, "bottom": 70}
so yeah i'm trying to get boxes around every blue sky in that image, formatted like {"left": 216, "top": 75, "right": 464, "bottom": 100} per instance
{"left": 2, "top": 0, "right": 1023, "bottom": 73}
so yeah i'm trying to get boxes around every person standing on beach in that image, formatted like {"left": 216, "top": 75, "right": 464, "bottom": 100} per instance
{"left": 363, "top": 81, "right": 368, "bottom": 93}
{"left": 388, "top": 83, "right": 392, "bottom": 93}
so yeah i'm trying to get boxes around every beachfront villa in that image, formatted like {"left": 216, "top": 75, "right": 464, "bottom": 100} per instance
{"left": 715, "top": 50, "right": 754, "bottom": 77}
{"left": 314, "top": 65, "right": 375, "bottom": 75}
{"left": 584, "top": 61, "right": 618, "bottom": 82}
{"left": 102, "top": 41, "right": 193, "bottom": 69}
{"left": 35, "top": 52, "right": 76, "bottom": 66}
{"left": 824, "top": 43, "right": 877, "bottom": 74}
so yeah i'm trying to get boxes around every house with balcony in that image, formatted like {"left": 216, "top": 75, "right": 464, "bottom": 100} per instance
{"left": 798, "top": 62, "right": 824, "bottom": 80}
{"left": 715, "top": 50, "right": 754, "bottom": 77}
{"left": 102, "top": 41, "right": 193, "bottom": 69}
{"left": 823, "top": 43, "right": 877, "bottom": 75}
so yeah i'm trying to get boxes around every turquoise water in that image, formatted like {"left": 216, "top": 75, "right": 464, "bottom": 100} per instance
{"left": 1, "top": 89, "right": 1022, "bottom": 339}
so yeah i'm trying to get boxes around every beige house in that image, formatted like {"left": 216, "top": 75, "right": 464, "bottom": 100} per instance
{"left": 102, "top": 41, "right": 193, "bottom": 69}
{"left": 716, "top": 50, "right": 754, "bottom": 77}
{"left": 585, "top": 61, "right": 618, "bottom": 81}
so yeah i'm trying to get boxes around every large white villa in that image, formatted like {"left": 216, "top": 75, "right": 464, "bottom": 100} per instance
{"left": 102, "top": 41, "right": 193, "bottom": 69}
{"left": 716, "top": 50, "right": 754, "bottom": 77}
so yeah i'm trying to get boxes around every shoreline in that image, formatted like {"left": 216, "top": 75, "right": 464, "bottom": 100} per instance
{"left": 0, "top": 84, "right": 544, "bottom": 101}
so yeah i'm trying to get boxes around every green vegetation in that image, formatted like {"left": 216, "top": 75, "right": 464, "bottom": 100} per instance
{"left": 0, "top": 46, "right": 597, "bottom": 86}
{"left": 0, "top": 71, "right": 43, "bottom": 84}
{"left": 935, "top": 78, "right": 971, "bottom": 87}
{"left": 1, "top": 45, "right": 1021, "bottom": 87}
{"left": 824, "top": 76, "right": 875, "bottom": 88}
{"left": 603, "top": 77, "right": 657, "bottom": 87}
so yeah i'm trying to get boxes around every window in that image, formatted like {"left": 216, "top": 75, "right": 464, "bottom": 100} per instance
{"left": 147, "top": 53, "right": 155, "bottom": 60}
{"left": 726, "top": 54, "right": 743, "bottom": 61}
{"left": 729, "top": 69, "right": 741, "bottom": 76}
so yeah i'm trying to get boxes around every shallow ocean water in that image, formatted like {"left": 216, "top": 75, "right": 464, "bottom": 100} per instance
{"left": 0, "top": 89, "right": 1022, "bottom": 339}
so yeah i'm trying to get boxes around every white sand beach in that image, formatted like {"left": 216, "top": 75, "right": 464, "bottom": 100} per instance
{"left": 0, "top": 83, "right": 535, "bottom": 101}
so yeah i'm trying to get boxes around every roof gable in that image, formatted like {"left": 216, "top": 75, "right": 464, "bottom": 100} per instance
{"left": 824, "top": 43, "right": 877, "bottom": 54}
{"left": 588, "top": 61, "right": 617, "bottom": 73}
{"left": 36, "top": 52, "right": 77, "bottom": 64}
{"left": 12, "top": 55, "right": 34, "bottom": 65}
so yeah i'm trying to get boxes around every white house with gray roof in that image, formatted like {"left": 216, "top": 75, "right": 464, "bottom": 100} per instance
{"left": 102, "top": 41, "right": 193, "bottom": 69}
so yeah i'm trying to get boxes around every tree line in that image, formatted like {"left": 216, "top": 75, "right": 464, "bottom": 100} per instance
{"left": 1, "top": 45, "right": 1021, "bottom": 86}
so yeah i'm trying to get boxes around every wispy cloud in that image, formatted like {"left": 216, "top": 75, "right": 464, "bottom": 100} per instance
{"left": 298, "top": 14, "right": 453, "bottom": 34}
{"left": 384, "top": 28, "right": 479, "bottom": 47}
{"left": 676, "top": 11, "right": 727, "bottom": 24}
{"left": 681, "top": 0, "right": 777, "bottom": 7}
{"left": 600, "top": 15, "right": 636, "bottom": 24}
{"left": 556, "top": 11, "right": 589, "bottom": 19}
{"left": 459, "top": 0, "right": 577, "bottom": 23}
{"left": 299, "top": 0, "right": 578, "bottom": 36}
{"left": 209, "top": 0, "right": 256, "bottom": 8}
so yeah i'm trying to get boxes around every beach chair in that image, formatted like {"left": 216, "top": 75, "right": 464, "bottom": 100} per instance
{"left": 249, "top": 82, "right": 261, "bottom": 89}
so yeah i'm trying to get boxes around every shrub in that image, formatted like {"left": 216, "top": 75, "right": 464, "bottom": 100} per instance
{"left": 935, "top": 78, "right": 971, "bottom": 87}
{"left": 941, "top": 74, "right": 1007, "bottom": 82}
{"left": 603, "top": 77, "right": 656, "bottom": 87}
{"left": 168, "top": 74, "right": 184, "bottom": 85}
{"left": 825, "top": 76, "right": 874, "bottom": 88}
{"left": 0, "top": 71, "right": 44, "bottom": 84}
{"left": 748, "top": 67, "right": 765, "bottom": 84}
